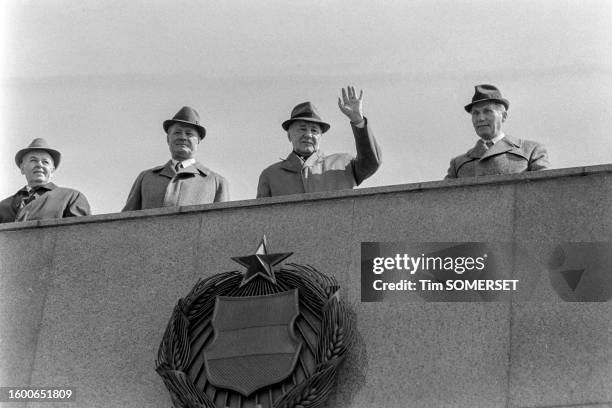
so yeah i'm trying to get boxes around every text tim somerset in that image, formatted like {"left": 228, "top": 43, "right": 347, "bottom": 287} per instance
{"left": 371, "top": 254, "right": 519, "bottom": 292}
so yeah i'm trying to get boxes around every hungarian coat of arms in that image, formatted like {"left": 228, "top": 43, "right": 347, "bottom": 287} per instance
{"left": 156, "top": 236, "right": 355, "bottom": 408}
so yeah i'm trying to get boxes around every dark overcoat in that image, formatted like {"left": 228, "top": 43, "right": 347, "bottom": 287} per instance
{"left": 0, "top": 183, "right": 90, "bottom": 223}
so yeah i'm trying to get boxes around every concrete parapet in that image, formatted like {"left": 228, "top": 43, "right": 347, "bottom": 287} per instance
{"left": 1, "top": 165, "right": 611, "bottom": 408}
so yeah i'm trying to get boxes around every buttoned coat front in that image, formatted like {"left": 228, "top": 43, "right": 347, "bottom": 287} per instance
{"left": 122, "top": 161, "right": 229, "bottom": 211}
{"left": 445, "top": 135, "right": 549, "bottom": 179}
{"left": 0, "top": 183, "right": 91, "bottom": 223}
{"left": 256, "top": 119, "right": 381, "bottom": 197}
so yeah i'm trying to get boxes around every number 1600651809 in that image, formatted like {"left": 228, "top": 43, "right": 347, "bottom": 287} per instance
{"left": 0, "top": 387, "right": 75, "bottom": 402}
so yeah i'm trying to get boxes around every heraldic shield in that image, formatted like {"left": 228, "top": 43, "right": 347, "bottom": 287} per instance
{"left": 204, "top": 290, "right": 302, "bottom": 395}
{"left": 156, "top": 236, "right": 355, "bottom": 408}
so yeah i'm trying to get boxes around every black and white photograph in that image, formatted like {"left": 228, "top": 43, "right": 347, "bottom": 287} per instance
{"left": 1, "top": 1, "right": 611, "bottom": 407}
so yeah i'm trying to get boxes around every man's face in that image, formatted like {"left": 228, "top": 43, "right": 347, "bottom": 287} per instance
{"left": 20, "top": 151, "right": 55, "bottom": 187}
{"left": 287, "top": 120, "right": 322, "bottom": 156}
{"left": 470, "top": 102, "right": 507, "bottom": 140}
{"left": 167, "top": 123, "right": 200, "bottom": 160}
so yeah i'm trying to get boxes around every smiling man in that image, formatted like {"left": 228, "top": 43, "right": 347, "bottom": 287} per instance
{"left": 445, "top": 84, "right": 549, "bottom": 178}
{"left": 256, "top": 86, "right": 382, "bottom": 197}
{"left": 122, "top": 106, "right": 228, "bottom": 211}
{"left": 0, "top": 138, "right": 91, "bottom": 223}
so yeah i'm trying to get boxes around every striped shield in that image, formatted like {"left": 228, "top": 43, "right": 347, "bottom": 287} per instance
{"left": 203, "top": 289, "right": 302, "bottom": 396}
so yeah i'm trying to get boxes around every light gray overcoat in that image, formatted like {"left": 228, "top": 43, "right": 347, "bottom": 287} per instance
{"left": 122, "top": 161, "right": 228, "bottom": 211}
{"left": 445, "top": 135, "right": 549, "bottom": 179}
{"left": 256, "top": 119, "right": 381, "bottom": 197}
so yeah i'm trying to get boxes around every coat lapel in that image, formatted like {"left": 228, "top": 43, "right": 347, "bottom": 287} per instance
{"left": 155, "top": 161, "right": 175, "bottom": 178}
{"left": 154, "top": 160, "right": 211, "bottom": 178}
{"left": 480, "top": 139, "right": 512, "bottom": 160}
{"left": 192, "top": 162, "right": 211, "bottom": 177}
{"left": 304, "top": 150, "right": 324, "bottom": 166}
{"left": 467, "top": 139, "right": 488, "bottom": 159}
{"left": 480, "top": 135, "right": 527, "bottom": 160}
{"left": 280, "top": 152, "right": 304, "bottom": 173}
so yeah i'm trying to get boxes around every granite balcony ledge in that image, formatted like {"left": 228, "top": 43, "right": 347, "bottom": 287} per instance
{"left": 0, "top": 163, "right": 610, "bottom": 232}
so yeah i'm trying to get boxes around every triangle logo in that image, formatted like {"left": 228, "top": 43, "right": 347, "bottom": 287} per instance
{"left": 559, "top": 269, "right": 585, "bottom": 291}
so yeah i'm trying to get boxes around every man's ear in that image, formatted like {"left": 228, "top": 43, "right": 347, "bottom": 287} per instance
{"left": 166, "top": 134, "right": 170, "bottom": 145}
{"left": 19, "top": 162, "right": 25, "bottom": 176}
{"left": 502, "top": 110, "right": 508, "bottom": 122}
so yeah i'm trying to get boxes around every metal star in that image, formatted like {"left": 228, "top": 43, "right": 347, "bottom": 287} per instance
{"left": 232, "top": 236, "right": 293, "bottom": 287}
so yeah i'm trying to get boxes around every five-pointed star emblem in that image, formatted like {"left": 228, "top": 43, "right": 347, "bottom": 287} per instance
{"left": 232, "top": 236, "right": 293, "bottom": 287}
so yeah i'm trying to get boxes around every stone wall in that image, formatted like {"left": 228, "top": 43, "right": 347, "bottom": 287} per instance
{"left": 1, "top": 165, "right": 611, "bottom": 408}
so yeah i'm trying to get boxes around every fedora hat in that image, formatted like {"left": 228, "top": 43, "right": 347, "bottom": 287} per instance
{"left": 14, "top": 138, "right": 61, "bottom": 168}
{"left": 163, "top": 106, "right": 206, "bottom": 139}
{"left": 464, "top": 84, "right": 510, "bottom": 113}
{"left": 282, "top": 102, "right": 331, "bottom": 133}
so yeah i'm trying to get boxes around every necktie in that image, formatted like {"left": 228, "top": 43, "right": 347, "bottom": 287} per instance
{"left": 485, "top": 140, "right": 494, "bottom": 149}
{"left": 19, "top": 188, "right": 40, "bottom": 209}
{"left": 164, "top": 165, "right": 183, "bottom": 206}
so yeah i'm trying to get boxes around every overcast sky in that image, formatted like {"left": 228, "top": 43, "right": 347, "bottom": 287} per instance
{"left": 1, "top": 0, "right": 611, "bottom": 214}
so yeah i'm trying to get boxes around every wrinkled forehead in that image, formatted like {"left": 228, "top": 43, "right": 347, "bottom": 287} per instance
{"left": 289, "top": 120, "right": 322, "bottom": 132}
{"left": 470, "top": 101, "right": 505, "bottom": 114}
{"left": 22, "top": 150, "right": 54, "bottom": 165}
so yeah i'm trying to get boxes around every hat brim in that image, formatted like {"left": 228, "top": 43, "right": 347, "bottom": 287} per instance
{"left": 163, "top": 119, "right": 206, "bottom": 139}
{"left": 15, "top": 147, "right": 61, "bottom": 169}
{"left": 282, "top": 117, "right": 331, "bottom": 133}
{"left": 464, "top": 98, "right": 510, "bottom": 113}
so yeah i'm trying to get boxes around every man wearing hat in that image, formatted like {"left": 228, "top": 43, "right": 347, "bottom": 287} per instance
{"left": 257, "top": 86, "right": 381, "bottom": 197}
{"left": 445, "top": 84, "right": 549, "bottom": 178}
{"left": 122, "top": 106, "right": 229, "bottom": 211}
{"left": 0, "top": 138, "right": 91, "bottom": 223}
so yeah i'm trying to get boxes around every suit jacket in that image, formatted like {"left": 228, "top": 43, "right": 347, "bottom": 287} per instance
{"left": 257, "top": 118, "right": 381, "bottom": 197}
{"left": 0, "top": 183, "right": 91, "bottom": 223}
{"left": 445, "top": 135, "right": 549, "bottom": 179}
{"left": 122, "top": 160, "right": 229, "bottom": 211}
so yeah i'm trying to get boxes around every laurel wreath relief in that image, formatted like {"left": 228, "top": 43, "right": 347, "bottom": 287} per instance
{"left": 156, "top": 263, "right": 355, "bottom": 408}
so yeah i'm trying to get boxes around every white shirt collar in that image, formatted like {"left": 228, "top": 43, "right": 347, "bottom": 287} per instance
{"left": 483, "top": 133, "right": 505, "bottom": 145}
{"left": 171, "top": 158, "right": 196, "bottom": 168}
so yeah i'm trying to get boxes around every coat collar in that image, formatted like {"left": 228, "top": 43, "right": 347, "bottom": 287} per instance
{"left": 466, "top": 139, "right": 488, "bottom": 159}
{"left": 280, "top": 151, "right": 325, "bottom": 172}
{"left": 17, "top": 182, "right": 56, "bottom": 195}
{"left": 480, "top": 134, "right": 523, "bottom": 160}
{"left": 153, "top": 160, "right": 211, "bottom": 178}
{"left": 466, "top": 135, "right": 522, "bottom": 160}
